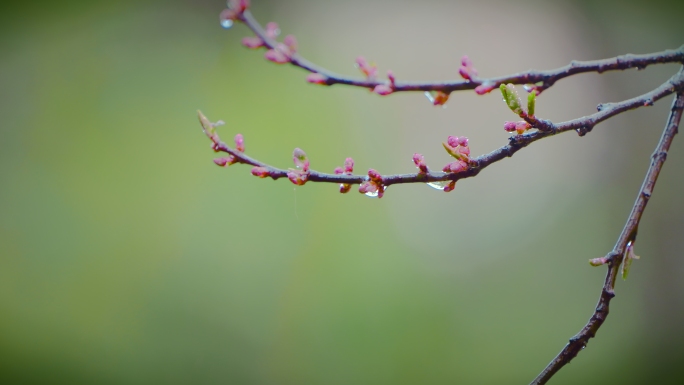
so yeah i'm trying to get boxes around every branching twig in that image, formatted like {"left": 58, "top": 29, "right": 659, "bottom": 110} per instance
{"left": 206, "top": 68, "right": 684, "bottom": 190}
{"left": 239, "top": 10, "right": 683, "bottom": 94}
{"left": 205, "top": 3, "right": 684, "bottom": 384}
{"left": 530, "top": 89, "right": 684, "bottom": 385}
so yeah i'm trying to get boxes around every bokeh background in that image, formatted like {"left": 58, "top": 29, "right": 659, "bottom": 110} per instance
{"left": 1, "top": 0, "right": 683, "bottom": 384}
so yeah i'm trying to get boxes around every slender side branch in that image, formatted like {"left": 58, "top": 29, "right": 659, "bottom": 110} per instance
{"left": 239, "top": 10, "right": 683, "bottom": 94}
{"left": 530, "top": 89, "right": 684, "bottom": 385}
{"left": 206, "top": 68, "right": 684, "bottom": 190}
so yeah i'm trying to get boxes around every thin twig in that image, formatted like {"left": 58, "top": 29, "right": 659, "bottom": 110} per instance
{"left": 212, "top": 68, "right": 684, "bottom": 188}
{"left": 529, "top": 88, "right": 684, "bottom": 385}
{"left": 239, "top": 11, "right": 683, "bottom": 94}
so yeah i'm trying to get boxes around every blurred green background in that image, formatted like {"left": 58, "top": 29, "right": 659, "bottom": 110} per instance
{"left": 1, "top": 0, "right": 683, "bottom": 384}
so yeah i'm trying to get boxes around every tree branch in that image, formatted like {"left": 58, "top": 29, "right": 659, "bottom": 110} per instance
{"left": 239, "top": 10, "right": 683, "bottom": 94}
{"left": 205, "top": 68, "right": 684, "bottom": 191}
{"left": 529, "top": 89, "right": 684, "bottom": 385}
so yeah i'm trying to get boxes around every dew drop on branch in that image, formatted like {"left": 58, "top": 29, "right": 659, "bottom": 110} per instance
{"left": 220, "top": 19, "right": 234, "bottom": 29}
{"left": 523, "top": 84, "right": 534, "bottom": 92}
{"left": 424, "top": 91, "right": 435, "bottom": 104}
{"left": 364, "top": 191, "right": 379, "bottom": 198}
{"left": 426, "top": 181, "right": 449, "bottom": 191}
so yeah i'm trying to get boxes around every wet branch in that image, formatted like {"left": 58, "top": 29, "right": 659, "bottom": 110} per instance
{"left": 530, "top": 89, "right": 684, "bottom": 385}
{"left": 239, "top": 10, "right": 683, "bottom": 94}
{"left": 208, "top": 68, "right": 684, "bottom": 189}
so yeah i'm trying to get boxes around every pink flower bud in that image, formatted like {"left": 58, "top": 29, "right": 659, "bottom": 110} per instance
{"left": 251, "top": 166, "right": 270, "bottom": 178}
{"left": 515, "top": 121, "right": 531, "bottom": 134}
{"left": 234, "top": 134, "right": 245, "bottom": 152}
{"left": 456, "top": 146, "right": 470, "bottom": 157}
{"left": 283, "top": 35, "right": 298, "bottom": 53}
{"left": 242, "top": 36, "right": 264, "bottom": 49}
{"left": 355, "top": 56, "right": 377, "bottom": 79}
{"left": 412, "top": 153, "right": 428, "bottom": 173}
{"left": 373, "top": 84, "right": 393, "bottom": 96}
{"left": 368, "top": 169, "right": 382, "bottom": 183}
{"left": 265, "top": 47, "right": 291, "bottom": 64}
{"left": 459, "top": 67, "right": 472, "bottom": 81}
{"left": 504, "top": 121, "right": 517, "bottom": 132}
{"left": 458, "top": 55, "right": 478, "bottom": 81}
{"left": 229, "top": 0, "right": 250, "bottom": 13}
{"left": 474, "top": 83, "right": 497, "bottom": 95}
{"left": 265, "top": 22, "right": 280, "bottom": 39}
{"left": 447, "top": 136, "right": 460, "bottom": 148}
{"left": 443, "top": 160, "right": 468, "bottom": 173}
{"left": 387, "top": 70, "right": 396, "bottom": 86}
{"left": 220, "top": 9, "right": 238, "bottom": 24}
{"left": 292, "top": 148, "right": 309, "bottom": 172}
{"left": 334, "top": 167, "right": 344, "bottom": 174}
{"left": 287, "top": 170, "right": 308, "bottom": 185}
{"left": 307, "top": 73, "right": 328, "bottom": 85}
{"left": 339, "top": 184, "right": 352, "bottom": 194}
{"left": 443, "top": 180, "right": 456, "bottom": 193}
{"left": 358, "top": 181, "right": 378, "bottom": 194}
{"left": 344, "top": 158, "right": 354, "bottom": 173}
{"left": 214, "top": 157, "right": 233, "bottom": 167}
{"left": 456, "top": 136, "right": 469, "bottom": 147}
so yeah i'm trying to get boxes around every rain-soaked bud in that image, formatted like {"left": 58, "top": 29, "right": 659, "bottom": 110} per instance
{"left": 214, "top": 155, "right": 237, "bottom": 167}
{"left": 292, "top": 148, "right": 310, "bottom": 172}
{"left": 251, "top": 166, "right": 270, "bottom": 178}
{"left": 412, "top": 153, "right": 428, "bottom": 173}
{"left": 443, "top": 160, "right": 468, "bottom": 173}
{"left": 287, "top": 170, "right": 308, "bottom": 185}
{"left": 443, "top": 180, "right": 456, "bottom": 193}
{"left": 500, "top": 83, "right": 524, "bottom": 116}
{"left": 368, "top": 169, "right": 383, "bottom": 183}
{"left": 307, "top": 73, "right": 328, "bottom": 85}
{"left": 344, "top": 158, "right": 354, "bottom": 173}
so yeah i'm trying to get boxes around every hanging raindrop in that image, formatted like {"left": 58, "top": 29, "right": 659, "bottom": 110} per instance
{"left": 220, "top": 19, "right": 234, "bottom": 29}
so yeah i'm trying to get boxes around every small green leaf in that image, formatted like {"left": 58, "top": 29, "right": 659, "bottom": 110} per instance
{"left": 527, "top": 92, "right": 536, "bottom": 117}
{"left": 500, "top": 84, "right": 523, "bottom": 116}
{"left": 198, "top": 110, "right": 215, "bottom": 138}
{"left": 442, "top": 142, "right": 466, "bottom": 161}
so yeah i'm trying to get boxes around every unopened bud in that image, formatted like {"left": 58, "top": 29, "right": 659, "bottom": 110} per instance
{"left": 234, "top": 134, "right": 245, "bottom": 152}
{"left": 292, "top": 148, "right": 309, "bottom": 172}
{"left": 344, "top": 158, "right": 354, "bottom": 173}
{"left": 307, "top": 73, "right": 328, "bottom": 85}
{"left": 251, "top": 166, "right": 270, "bottom": 178}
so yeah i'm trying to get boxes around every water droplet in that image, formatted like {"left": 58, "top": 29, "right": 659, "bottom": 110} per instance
{"left": 220, "top": 19, "right": 234, "bottom": 29}
{"left": 364, "top": 191, "right": 379, "bottom": 198}
{"left": 427, "top": 181, "right": 449, "bottom": 191}
{"left": 523, "top": 84, "right": 534, "bottom": 92}
{"left": 424, "top": 91, "right": 435, "bottom": 104}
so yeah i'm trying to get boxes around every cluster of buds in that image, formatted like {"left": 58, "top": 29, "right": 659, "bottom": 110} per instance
{"left": 287, "top": 148, "right": 310, "bottom": 185}
{"left": 264, "top": 35, "right": 298, "bottom": 64}
{"left": 242, "top": 22, "right": 280, "bottom": 49}
{"left": 500, "top": 83, "right": 537, "bottom": 134}
{"left": 355, "top": 56, "right": 378, "bottom": 80}
{"left": 334, "top": 157, "right": 355, "bottom": 193}
{"left": 412, "top": 153, "right": 428, "bottom": 173}
{"left": 458, "top": 55, "right": 478, "bottom": 81}
{"left": 239, "top": 17, "right": 298, "bottom": 64}
{"left": 373, "top": 70, "right": 396, "bottom": 96}
{"left": 219, "top": 0, "right": 250, "bottom": 28}
{"left": 359, "top": 169, "right": 385, "bottom": 198}
{"left": 442, "top": 135, "right": 471, "bottom": 173}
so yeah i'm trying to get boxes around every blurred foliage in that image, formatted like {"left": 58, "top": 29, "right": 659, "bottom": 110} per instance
{"left": 1, "top": 1, "right": 683, "bottom": 384}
